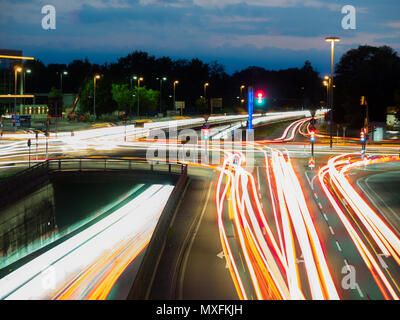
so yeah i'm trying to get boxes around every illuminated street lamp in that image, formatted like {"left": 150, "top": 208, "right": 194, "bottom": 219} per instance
{"left": 323, "top": 75, "right": 330, "bottom": 107}
{"left": 14, "top": 66, "right": 22, "bottom": 123}
{"left": 156, "top": 76, "right": 167, "bottom": 114}
{"left": 23, "top": 69, "right": 32, "bottom": 94}
{"left": 204, "top": 82, "right": 210, "bottom": 113}
{"left": 133, "top": 76, "right": 144, "bottom": 117}
{"left": 240, "top": 85, "right": 245, "bottom": 107}
{"left": 204, "top": 82, "right": 209, "bottom": 99}
{"left": 325, "top": 36, "right": 340, "bottom": 149}
{"left": 93, "top": 74, "right": 101, "bottom": 121}
{"left": 60, "top": 70, "right": 68, "bottom": 92}
{"left": 173, "top": 80, "right": 179, "bottom": 111}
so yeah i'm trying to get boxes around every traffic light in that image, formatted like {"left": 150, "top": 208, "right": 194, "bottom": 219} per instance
{"left": 203, "top": 127, "right": 210, "bottom": 140}
{"left": 310, "top": 129, "right": 316, "bottom": 143}
{"left": 360, "top": 129, "right": 366, "bottom": 142}
{"left": 255, "top": 90, "right": 266, "bottom": 106}
{"left": 309, "top": 124, "right": 316, "bottom": 142}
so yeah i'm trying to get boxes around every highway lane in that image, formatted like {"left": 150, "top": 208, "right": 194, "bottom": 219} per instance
{"left": 0, "top": 184, "right": 173, "bottom": 300}
{"left": 355, "top": 163, "right": 400, "bottom": 235}
{"left": 3, "top": 110, "right": 400, "bottom": 300}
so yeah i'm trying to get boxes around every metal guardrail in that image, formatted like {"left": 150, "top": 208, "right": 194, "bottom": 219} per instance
{"left": 128, "top": 164, "right": 188, "bottom": 299}
{"left": 0, "top": 158, "right": 187, "bottom": 209}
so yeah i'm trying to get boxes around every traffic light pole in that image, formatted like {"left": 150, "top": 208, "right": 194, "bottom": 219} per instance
{"left": 247, "top": 86, "right": 254, "bottom": 130}
{"left": 311, "top": 139, "right": 314, "bottom": 158}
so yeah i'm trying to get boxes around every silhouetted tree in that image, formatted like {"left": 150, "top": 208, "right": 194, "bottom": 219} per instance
{"left": 335, "top": 45, "right": 400, "bottom": 128}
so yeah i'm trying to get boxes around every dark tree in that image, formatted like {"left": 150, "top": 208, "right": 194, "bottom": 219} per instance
{"left": 335, "top": 45, "right": 400, "bottom": 128}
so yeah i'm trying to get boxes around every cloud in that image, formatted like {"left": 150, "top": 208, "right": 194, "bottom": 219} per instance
{"left": 387, "top": 21, "right": 400, "bottom": 29}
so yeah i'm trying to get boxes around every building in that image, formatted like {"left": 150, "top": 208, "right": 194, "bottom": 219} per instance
{"left": 0, "top": 49, "right": 35, "bottom": 121}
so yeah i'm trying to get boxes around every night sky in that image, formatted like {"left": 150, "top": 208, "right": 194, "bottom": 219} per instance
{"left": 1, "top": 0, "right": 399, "bottom": 74}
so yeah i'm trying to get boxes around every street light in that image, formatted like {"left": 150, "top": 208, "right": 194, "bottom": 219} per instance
{"left": 203, "top": 82, "right": 209, "bottom": 98}
{"left": 14, "top": 66, "right": 22, "bottom": 124}
{"left": 134, "top": 76, "right": 143, "bottom": 117}
{"left": 323, "top": 76, "right": 330, "bottom": 107}
{"left": 325, "top": 36, "right": 340, "bottom": 149}
{"left": 173, "top": 80, "right": 179, "bottom": 112}
{"left": 60, "top": 71, "right": 68, "bottom": 92}
{"left": 23, "top": 69, "right": 31, "bottom": 94}
{"left": 204, "top": 82, "right": 210, "bottom": 113}
{"left": 22, "top": 68, "right": 32, "bottom": 106}
{"left": 156, "top": 77, "right": 167, "bottom": 114}
{"left": 93, "top": 74, "right": 101, "bottom": 121}
{"left": 240, "top": 85, "right": 245, "bottom": 107}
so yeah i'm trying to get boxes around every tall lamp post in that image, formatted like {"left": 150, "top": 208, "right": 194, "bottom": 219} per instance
{"left": 157, "top": 77, "right": 167, "bottom": 114}
{"left": 23, "top": 68, "right": 31, "bottom": 107}
{"left": 60, "top": 71, "right": 68, "bottom": 92}
{"left": 23, "top": 69, "right": 31, "bottom": 94}
{"left": 133, "top": 76, "right": 143, "bottom": 117}
{"left": 323, "top": 75, "right": 330, "bottom": 108}
{"left": 14, "top": 66, "right": 22, "bottom": 128}
{"left": 325, "top": 36, "right": 340, "bottom": 149}
{"left": 173, "top": 80, "right": 179, "bottom": 112}
{"left": 204, "top": 82, "right": 209, "bottom": 113}
{"left": 93, "top": 74, "right": 101, "bottom": 121}
{"left": 240, "top": 85, "right": 245, "bottom": 108}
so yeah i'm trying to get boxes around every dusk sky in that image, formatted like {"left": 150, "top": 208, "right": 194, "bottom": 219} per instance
{"left": 1, "top": 0, "right": 399, "bottom": 74}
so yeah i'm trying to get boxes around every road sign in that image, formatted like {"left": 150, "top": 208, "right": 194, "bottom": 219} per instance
{"left": 175, "top": 101, "right": 185, "bottom": 109}
{"left": 308, "top": 158, "right": 315, "bottom": 168}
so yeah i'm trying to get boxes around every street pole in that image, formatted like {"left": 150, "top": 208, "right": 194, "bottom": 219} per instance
{"left": 325, "top": 37, "right": 340, "bottom": 149}
{"left": 94, "top": 78, "right": 96, "bottom": 121}
{"left": 247, "top": 86, "right": 254, "bottom": 130}
{"left": 173, "top": 81, "right": 179, "bottom": 113}
{"left": 158, "top": 77, "right": 166, "bottom": 115}
{"left": 93, "top": 74, "right": 100, "bottom": 122}
{"left": 204, "top": 82, "right": 209, "bottom": 114}
{"left": 137, "top": 79, "right": 140, "bottom": 118}
{"left": 136, "top": 77, "right": 143, "bottom": 118}
{"left": 14, "top": 67, "right": 22, "bottom": 131}
{"left": 159, "top": 78, "right": 162, "bottom": 114}
{"left": 311, "top": 138, "right": 314, "bottom": 158}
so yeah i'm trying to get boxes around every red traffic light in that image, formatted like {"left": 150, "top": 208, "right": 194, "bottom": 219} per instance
{"left": 203, "top": 128, "right": 210, "bottom": 140}
{"left": 255, "top": 90, "right": 265, "bottom": 105}
{"left": 360, "top": 129, "right": 366, "bottom": 142}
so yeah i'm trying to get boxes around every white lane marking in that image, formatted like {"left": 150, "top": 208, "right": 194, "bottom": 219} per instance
{"left": 256, "top": 166, "right": 262, "bottom": 199}
{"left": 336, "top": 241, "right": 342, "bottom": 252}
{"left": 355, "top": 283, "right": 364, "bottom": 298}
{"left": 377, "top": 253, "right": 389, "bottom": 269}
{"left": 217, "top": 251, "right": 229, "bottom": 269}
{"left": 318, "top": 202, "right": 323, "bottom": 209}
{"left": 329, "top": 226, "right": 335, "bottom": 235}
{"left": 305, "top": 171, "right": 314, "bottom": 191}
{"left": 323, "top": 213, "right": 329, "bottom": 221}
{"left": 314, "top": 192, "right": 319, "bottom": 199}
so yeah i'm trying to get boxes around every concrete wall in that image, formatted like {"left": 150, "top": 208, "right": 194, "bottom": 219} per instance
{"left": 0, "top": 183, "right": 57, "bottom": 268}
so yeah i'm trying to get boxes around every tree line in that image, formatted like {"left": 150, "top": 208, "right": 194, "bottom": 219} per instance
{"left": 22, "top": 51, "right": 321, "bottom": 117}
{"left": 22, "top": 45, "right": 400, "bottom": 127}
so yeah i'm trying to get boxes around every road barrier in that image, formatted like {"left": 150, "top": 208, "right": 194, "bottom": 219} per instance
{"left": 128, "top": 163, "right": 188, "bottom": 299}
{"left": 0, "top": 157, "right": 186, "bottom": 210}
